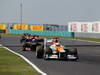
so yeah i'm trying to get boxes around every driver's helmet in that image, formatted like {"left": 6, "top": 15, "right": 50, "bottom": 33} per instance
{"left": 53, "top": 38, "right": 59, "bottom": 43}
{"left": 55, "top": 43, "right": 61, "bottom": 46}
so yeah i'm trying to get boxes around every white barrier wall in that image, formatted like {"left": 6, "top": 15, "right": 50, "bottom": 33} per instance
{"left": 81, "top": 22, "right": 92, "bottom": 32}
{"left": 92, "top": 22, "right": 100, "bottom": 33}
{"left": 68, "top": 22, "right": 81, "bottom": 32}
{"left": 68, "top": 22, "right": 100, "bottom": 33}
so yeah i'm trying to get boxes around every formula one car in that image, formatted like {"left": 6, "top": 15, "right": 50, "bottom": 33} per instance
{"left": 43, "top": 46, "right": 78, "bottom": 61}
{"left": 36, "top": 39, "right": 79, "bottom": 61}
{"left": 20, "top": 34, "right": 44, "bottom": 51}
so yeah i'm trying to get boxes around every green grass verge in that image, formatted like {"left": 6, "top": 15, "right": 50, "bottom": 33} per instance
{"left": 71, "top": 37, "right": 100, "bottom": 42}
{"left": 42, "top": 36, "right": 100, "bottom": 42}
{"left": 0, "top": 33, "right": 22, "bottom": 37}
{"left": 0, "top": 48, "right": 41, "bottom": 75}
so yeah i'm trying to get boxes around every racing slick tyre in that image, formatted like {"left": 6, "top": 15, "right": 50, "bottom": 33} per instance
{"left": 43, "top": 52, "right": 49, "bottom": 60}
{"left": 22, "top": 47, "right": 26, "bottom": 51}
{"left": 31, "top": 44, "right": 37, "bottom": 51}
{"left": 36, "top": 45, "right": 44, "bottom": 58}
{"left": 22, "top": 43, "right": 31, "bottom": 51}
{"left": 72, "top": 48, "right": 79, "bottom": 60}
{"left": 68, "top": 48, "right": 79, "bottom": 61}
{"left": 22, "top": 43, "right": 27, "bottom": 51}
{"left": 43, "top": 47, "right": 52, "bottom": 60}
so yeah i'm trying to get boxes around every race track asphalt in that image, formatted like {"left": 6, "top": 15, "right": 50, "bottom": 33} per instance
{"left": 0, "top": 36, "right": 100, "bottom": 75}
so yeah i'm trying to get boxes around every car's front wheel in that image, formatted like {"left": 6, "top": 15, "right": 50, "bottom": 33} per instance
{"left": 36, "top": 46, "right": 44, "bottom": 58}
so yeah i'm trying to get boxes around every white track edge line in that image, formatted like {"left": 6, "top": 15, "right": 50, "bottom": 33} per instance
{"left": 0, "top": 44, "right": 47, "bottom": 75}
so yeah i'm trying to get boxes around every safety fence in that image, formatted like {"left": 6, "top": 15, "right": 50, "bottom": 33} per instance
{"left": 9, "top": 29, "right": 74, "bottom": 37}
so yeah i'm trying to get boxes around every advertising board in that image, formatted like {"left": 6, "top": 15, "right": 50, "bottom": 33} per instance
{"left": 30, "top": 25, "right": 43, "bottom": 31}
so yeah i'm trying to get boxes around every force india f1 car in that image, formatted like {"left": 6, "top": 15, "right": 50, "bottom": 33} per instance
{"left": 35, "top": 39, "right": 79, "bottom": 61}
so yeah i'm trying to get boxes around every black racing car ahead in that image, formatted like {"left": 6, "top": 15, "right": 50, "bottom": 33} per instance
{"left": 20, "top": 34, "right": 44, "bottom": 51}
